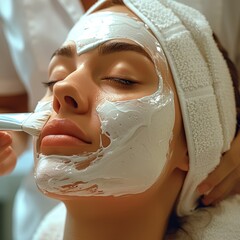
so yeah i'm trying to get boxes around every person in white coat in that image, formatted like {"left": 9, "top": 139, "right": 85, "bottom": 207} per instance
{"left": 0, "top": 1, "right": 95, "bottom": 239}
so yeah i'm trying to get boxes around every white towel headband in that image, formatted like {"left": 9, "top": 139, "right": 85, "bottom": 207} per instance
{"left": 88, "top": 0, "right": 236, "bottom": 216}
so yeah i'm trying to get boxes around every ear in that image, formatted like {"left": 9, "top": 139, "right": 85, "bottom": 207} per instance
{"left": 167, "top": 71, "right": 189, "bottom": 173}
{"left": 176, "top": 149, "right": 189, "bottom": 172}
{"left": 167, "top": 138, "right": 189, "bottom": 173}
{"left": 168, "top": 123, "right": 189, "bottom": 173}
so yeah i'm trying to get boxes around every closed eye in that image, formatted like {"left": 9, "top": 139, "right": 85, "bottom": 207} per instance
{"left": 103, "top": 77, "right": 137, "bottom": 86}
{"left": 42, "top": 80, "right": 59, "bottom": 91}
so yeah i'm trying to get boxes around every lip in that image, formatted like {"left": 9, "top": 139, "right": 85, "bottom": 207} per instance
{"left": 39, "top": 118, "right": 91, "bottom": 148}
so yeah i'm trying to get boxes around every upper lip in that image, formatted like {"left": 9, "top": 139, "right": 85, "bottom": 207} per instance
{"left": 40, "top": 118, "right": 91, "bottom": 144}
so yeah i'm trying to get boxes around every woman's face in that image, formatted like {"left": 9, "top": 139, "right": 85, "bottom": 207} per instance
{"left": 34, "top": 6, "right": 178, "bottom": 199}
{"left": 39, "top": 40, "right": 159, "bottom": 156}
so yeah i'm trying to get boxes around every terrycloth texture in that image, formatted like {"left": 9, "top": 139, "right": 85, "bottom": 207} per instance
{"left": 121, "top": 0, "right": 236, "bottom": 216}
{"left": 33, "top": 203, "right": 65, "bottom": 240}
{"left": 165, "top": 195, "right": 240, "bottom": 240}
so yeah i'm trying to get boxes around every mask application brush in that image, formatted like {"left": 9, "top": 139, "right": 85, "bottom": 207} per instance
{"left": 0, "top": 111, "right": 51, "bottom": 136}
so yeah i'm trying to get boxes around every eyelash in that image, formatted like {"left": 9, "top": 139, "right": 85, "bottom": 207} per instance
{"left": 103, "top": 77, "right": 136, "bottom": 86}
{"left": 42, "top": 80, "right": 59, "bottom": 88}
{"left": 42, "top": 77, "right": 136, "bottom": 90}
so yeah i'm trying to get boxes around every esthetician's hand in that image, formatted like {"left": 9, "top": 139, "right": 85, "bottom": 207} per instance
{"left": 197, "top": 130, "right": 240, "bottom": 205}
{"left": 0, "top": 93, "right": 28, "bottom": 176}
{"left": 0, "top": 131, "right": 17, "bottom": 176}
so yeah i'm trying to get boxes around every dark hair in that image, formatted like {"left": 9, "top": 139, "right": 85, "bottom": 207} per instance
{"left": 213, "top": 33, "right": 240, "bottom": 134}
{"left": 112, "top": 0, "right": 124, "bottom": 4}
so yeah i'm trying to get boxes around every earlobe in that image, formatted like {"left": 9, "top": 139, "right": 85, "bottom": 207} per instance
{"left": 175, "top": 145, "right": 189, "bottom": 172}
{"left": 177, "top": 153, "right": 189, "bottom": 172}
{"left": 169, "top": 131, "right": 189, "bottom": 173}
{"left": 168, "top": 142, "right": 189, "bottom": 173}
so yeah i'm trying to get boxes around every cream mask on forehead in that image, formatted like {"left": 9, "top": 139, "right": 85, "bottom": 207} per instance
{"left": 34, "top": 12, "right": 175, "bottom": 196}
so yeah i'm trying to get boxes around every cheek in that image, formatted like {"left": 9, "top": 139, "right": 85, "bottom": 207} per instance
{"left": 92, "top": 109, "right": 111, "bottom": 148}
{"left": 101, "top": 134, "right": 111, "bottom": 147}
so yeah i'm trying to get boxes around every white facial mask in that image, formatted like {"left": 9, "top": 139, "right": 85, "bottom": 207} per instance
{"left": 34, "top": 99, "right": 53, "bottom": 113}
{"left": 34, "top": 12, "right": 175, "bottom": 197}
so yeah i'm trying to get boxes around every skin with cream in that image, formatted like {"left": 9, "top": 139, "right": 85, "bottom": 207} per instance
{"left": 35, "top": 12, "right": 175, "bottom": 197}
{"left": 34, "top": 3, "right": 188, "bottom": 240}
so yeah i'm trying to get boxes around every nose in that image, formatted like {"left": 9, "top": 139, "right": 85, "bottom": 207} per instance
{"left": 53, "top": 79, "right": 89, "bottom": 114}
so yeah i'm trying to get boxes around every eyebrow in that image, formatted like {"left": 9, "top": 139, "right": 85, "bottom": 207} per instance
{"left": 98, "top": 41, "right": 153, "bottom": 62}
{"left": 51, "top": 45, "right": 74, "bottom": 59}
{"left": 51, "top": 41, "right": 152, "bottom": 62}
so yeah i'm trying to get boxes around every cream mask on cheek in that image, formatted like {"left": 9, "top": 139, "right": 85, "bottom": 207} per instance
{"left": 34, "top": 12, "right": 175, "bottom": 196}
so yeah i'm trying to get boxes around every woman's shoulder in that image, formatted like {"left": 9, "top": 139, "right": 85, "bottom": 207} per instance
{"left": 33, "top": 203, "right": 66, "bottom": 240}
{"left": 167, "top": 195, "right": 240, "bottom": 240}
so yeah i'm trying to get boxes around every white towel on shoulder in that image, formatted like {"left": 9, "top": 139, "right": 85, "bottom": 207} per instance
{"left": 33, "top": 203, "right": 66, "bottom": 240}
{"left": 166, "top": 195, "right": 240, "bottom": 240}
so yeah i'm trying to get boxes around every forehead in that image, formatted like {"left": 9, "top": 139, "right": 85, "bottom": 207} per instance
{"left": 64, "top": 11, "right": 167, "bottom": 76}
{"left": 67, "top": 12, "right": 157, "bottom": 53}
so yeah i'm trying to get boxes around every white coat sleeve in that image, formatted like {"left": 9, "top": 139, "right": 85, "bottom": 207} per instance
{"left": 0, "top": 23, "right": 26, "bottom": 95}
{"left": 0, "top": 0, "right": 84, "bottom": 110}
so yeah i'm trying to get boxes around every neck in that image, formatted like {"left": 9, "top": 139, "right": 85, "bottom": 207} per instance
{"left": 62, "top": 169, "right": 184, "bottom": 240}
{"left": 63, "top": 196, "right": 168, "bottom": 240}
